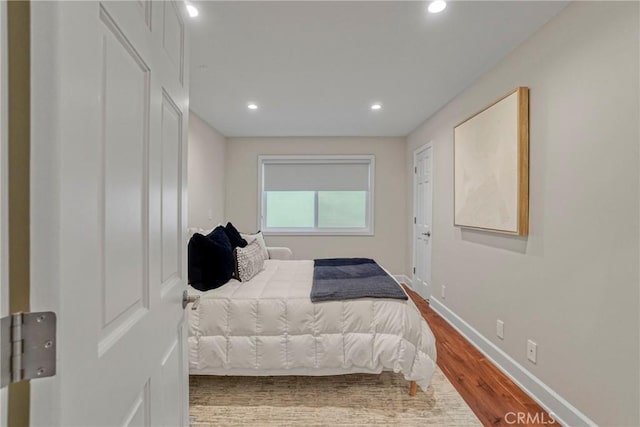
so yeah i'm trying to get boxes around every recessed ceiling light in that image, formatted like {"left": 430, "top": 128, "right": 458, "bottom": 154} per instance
{"left": 186, "top": 4, "right": 199, "bottom": 18}
{"left": 428, "top": 0, "right": 447, "bottom": 14}
{"left": 247, "top": 103, "right": 258, "bottom": 110}
{"left": 371, "top": 103, "right": 382, "bottom": 111}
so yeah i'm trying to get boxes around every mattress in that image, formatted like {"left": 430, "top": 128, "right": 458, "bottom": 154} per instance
{"left": 187, "top": 260, "right": 437, "bottom": 390}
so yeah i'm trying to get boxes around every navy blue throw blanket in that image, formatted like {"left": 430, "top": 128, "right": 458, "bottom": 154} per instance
{"left": 311, "top": 258, "right": 408, "bottom": 302}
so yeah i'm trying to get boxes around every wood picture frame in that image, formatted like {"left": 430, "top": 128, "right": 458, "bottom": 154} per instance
{"left": 453, "top": 87, "right": 529, "bottom": 235}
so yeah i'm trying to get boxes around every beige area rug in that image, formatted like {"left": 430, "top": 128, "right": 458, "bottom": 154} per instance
{"left": 189, "top": 367, "right": 481, "bottom": 426}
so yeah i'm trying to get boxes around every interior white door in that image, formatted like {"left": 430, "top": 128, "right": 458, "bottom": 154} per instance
{"left": 0, "top": 1, "right": 8, "bottom": 425}
{"left": 413, "top": 145, "right": 433, "bottom": 298}
{"left": 29, "top": 1, "right": 190, "bottom": 425}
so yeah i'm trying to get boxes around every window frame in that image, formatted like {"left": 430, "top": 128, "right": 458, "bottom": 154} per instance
{"left": 258, "top": 155, "right": 375, "bottom": 236}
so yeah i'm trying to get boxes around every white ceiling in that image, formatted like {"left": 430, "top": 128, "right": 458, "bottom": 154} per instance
{"left": 189, "top": 1, "right": 567, "bottom": 137}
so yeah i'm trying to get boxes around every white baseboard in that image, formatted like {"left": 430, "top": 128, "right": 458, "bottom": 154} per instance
{"left": 399, "top": 275, "right": 432, "bottom": 301}
{"left": 429, "top": 297, "right": 596, "bottom": 427}
{"left": 394, "top": 274, "right": 412, "bottom": 287}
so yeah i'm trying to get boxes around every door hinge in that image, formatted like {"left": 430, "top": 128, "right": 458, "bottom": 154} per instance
{"left": 414, "top": 217, "right": 416, "bottom": 224}
{"left": 414, "top": 166, "right": 417, "bottom": 174}
{"left": 1, "top": 311, "right": 56, "bottom": 388}
{"left": 413, "top": 267, "right": 416, "bottom": 274}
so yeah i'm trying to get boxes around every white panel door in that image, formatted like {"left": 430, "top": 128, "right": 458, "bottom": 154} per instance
{"left": 0, "top": 2, "right": 7, "bottom": 425}
{"left": 29, "top": 1, "right": 189, "bottom": 425}
{"left": 413, "top": 145, "right": 433, "bottom": 298}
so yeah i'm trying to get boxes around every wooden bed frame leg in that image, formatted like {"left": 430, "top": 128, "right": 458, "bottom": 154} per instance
{"left": 409, "top": 380, "right": 417, "bottom": 397}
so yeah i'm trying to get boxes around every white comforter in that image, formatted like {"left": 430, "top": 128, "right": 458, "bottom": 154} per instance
{"left": 188, "top": 260, "right": 437, "bottom": 390}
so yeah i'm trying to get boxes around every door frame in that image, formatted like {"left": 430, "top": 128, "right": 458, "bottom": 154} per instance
{"left": 412, "top": 141, "right": 433, "bottom": 300}
{"left": 4, "top": 2, "right": 30, "bottom": 426}
{"left": 0, "top": 1, "right": 8, "bottom": 424}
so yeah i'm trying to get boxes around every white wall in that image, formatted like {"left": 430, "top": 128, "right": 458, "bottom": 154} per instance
{"left": 188, "top": 112, "right": 227, "bottom": 228}
{"left": 225, "top": 137, "right": 408, "bottom": 274}
{"left": 407, "top": 2, "right": 639, "bottom": 425}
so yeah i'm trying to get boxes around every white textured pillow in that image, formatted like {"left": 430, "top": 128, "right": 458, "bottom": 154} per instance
{"left": 240, "top": 231, "right": 269, "bottom": 260}
{"left": 233, "top": 240, "right": 266, "bottom": 282}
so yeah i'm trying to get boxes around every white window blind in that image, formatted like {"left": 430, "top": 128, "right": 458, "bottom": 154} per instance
{"left": 263, "top": 162, "right": 370, "bottom": 192}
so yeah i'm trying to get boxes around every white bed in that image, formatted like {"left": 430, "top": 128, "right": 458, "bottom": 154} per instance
{"left": 187, "top": 258, "right": 437, "bottom": 391}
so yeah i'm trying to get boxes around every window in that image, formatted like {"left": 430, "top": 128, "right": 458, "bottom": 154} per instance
{"left": 259, "top": 155, "right": 374, "bottom": 235}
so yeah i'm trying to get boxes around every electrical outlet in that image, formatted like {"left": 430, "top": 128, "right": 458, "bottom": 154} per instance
{"left": 496, "top": 320, "right": 504, "bottom": 339}
{"left": 527, "top": 340, "right": 537, "bottom": 363}
{"left": 441, "top": 285, "right": 446, "bottom": 299}
{"left": 208, "top": 209, "right": 213, "bottom": 220}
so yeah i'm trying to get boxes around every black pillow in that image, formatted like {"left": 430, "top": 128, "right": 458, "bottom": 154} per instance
{"left": 188, "top": 227, "right": 234, "bottom": 292}
{"left": 224, "top": 222, "right": 248, "bottom": 250}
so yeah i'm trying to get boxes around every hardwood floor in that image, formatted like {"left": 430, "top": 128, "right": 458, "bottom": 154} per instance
{"left": 404, "top": 286, "right": 560, "bottom": 427}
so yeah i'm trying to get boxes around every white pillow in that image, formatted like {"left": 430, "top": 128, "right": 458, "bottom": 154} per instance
{"left": 240, "top": 231, "right": 269, "bottom": 260}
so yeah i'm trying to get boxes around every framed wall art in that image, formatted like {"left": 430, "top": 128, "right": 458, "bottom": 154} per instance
{"left": 454, "top": 87, "right": 529, "bottom": 235}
